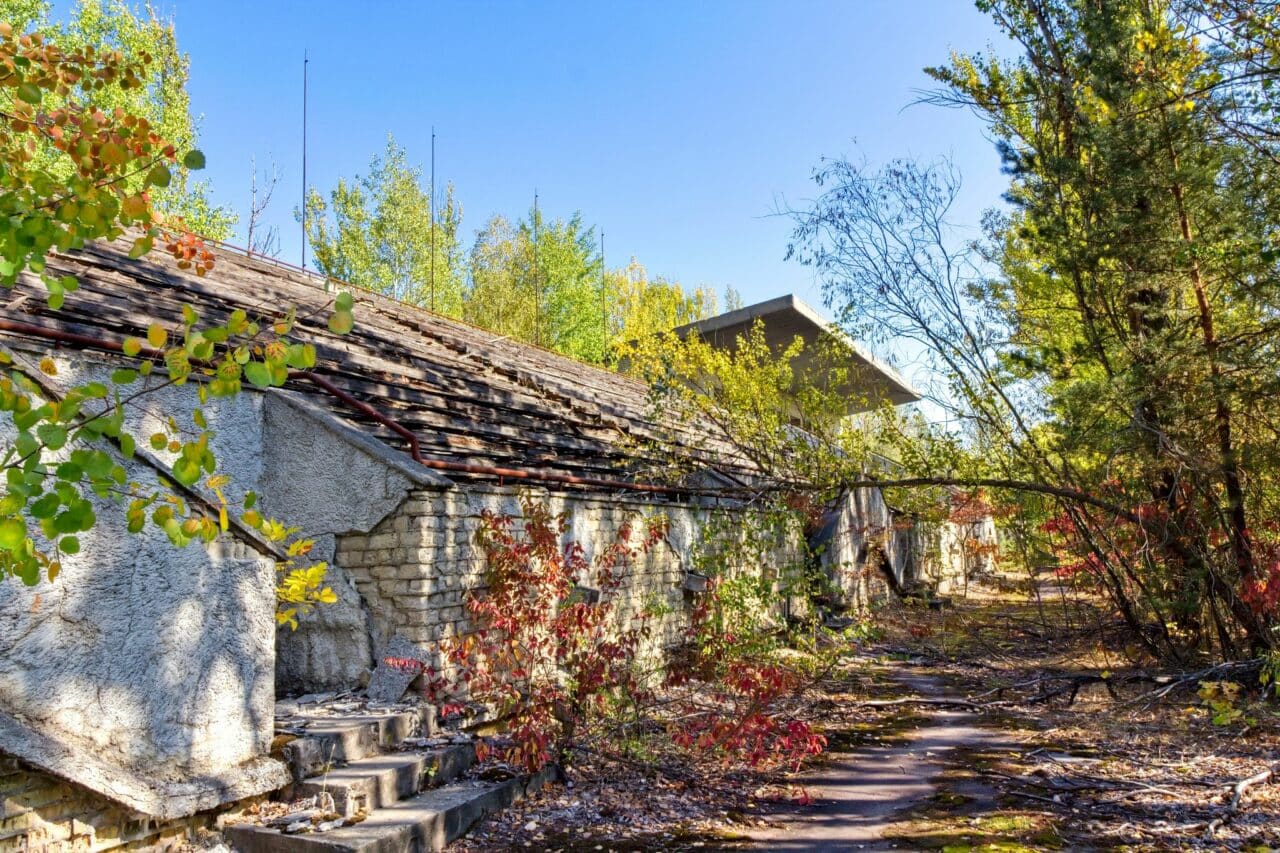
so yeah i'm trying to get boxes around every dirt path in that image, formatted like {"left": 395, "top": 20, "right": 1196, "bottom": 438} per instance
{"left": 743, "top": 668, "right": 1018, "bottom": 851}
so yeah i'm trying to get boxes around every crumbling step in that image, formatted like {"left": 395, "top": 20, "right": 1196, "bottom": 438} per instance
{"left": 294, "top": 744, "right": 476, "bottom": 816}
{"left": 278, "top": 711, "right": 423, "bottom": 779}
{"left": 226, "top": 766, "right": 557, "bottom": 853}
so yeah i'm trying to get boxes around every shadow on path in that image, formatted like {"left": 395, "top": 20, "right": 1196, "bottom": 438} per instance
{"left": 742, "top": 668, "right": 1018, "bottom": 851}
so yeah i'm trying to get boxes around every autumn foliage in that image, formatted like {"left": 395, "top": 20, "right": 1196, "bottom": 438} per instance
{"left": 409, "top": 498, "right": 663, "bottom": 771}
{"left": 403, "top": 499, "right": 828, "bottom": 781}
{"left": 1, "top": 20, "right": 346, "bottom": 623}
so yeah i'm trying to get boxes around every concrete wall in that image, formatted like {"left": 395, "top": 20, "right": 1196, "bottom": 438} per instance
{"left": 920, "top": 517, "right": 1000, "bottom": 595}
{"left": 815, "top": 490, "right": 986, "bottom": 607}
{"left": 261, "top": 392, "right": 449, "bottom": 694}
{"left": 815, "top": 488, "right": 905, "bottom": 608}
{"left": 0, "top": 353, "right": 287, "bottom": 819}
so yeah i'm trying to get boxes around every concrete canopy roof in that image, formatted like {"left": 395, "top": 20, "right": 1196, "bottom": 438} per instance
{"left": 672, "top": 294, "right": 922, "bottom": 412}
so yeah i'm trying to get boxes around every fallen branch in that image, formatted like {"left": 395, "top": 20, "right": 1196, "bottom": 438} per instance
{"left": 1128, "top": 660, "right": 1262, "bottom": 710}
{"left": 845, "top": 696, "right": 983, "bottom": 711}
{"left": 976, "top": 671, "right": 1166, "bottom": 706}
{"left": 1005, "top": 790, "right": 1062, "bottom": 806}
{"left": 1228, "top": 766, "right": 1274, "bottom": 812}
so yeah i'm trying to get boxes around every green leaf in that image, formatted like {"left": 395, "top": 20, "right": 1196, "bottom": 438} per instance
{"left": 328, "top": 309, "right": 354, "bottom": 335}
{"left": 45, "top": 272, "right": 65, "bottom": 304}
{"left": 80, "top": 450, "right": 114, "bottom": 479}
{"left": 59, "top": 536, "right": 80, "bottom": 555}
{"left": 0, "top": 517, "right": 27, "bottom": 550}
{"left": 36, "top": 424, "right": 67, "bottom": 450}
{"left": 16, "top": 82, "right": 41, "bottom": 104}
{"left": 15, "top": 430, "right": 38, "bottom": 458}
{"left": 243, "top": 361, "right": 272, "bottom": 389}
{"left": 119, "top": 433, "right": 136, "bottom": 459}
{"left": 30, "top": 493, "right": 60, "bottom": 519}
{"left": 182, "top": 149, "right": 206, "bottom": 170}
{"left": 129, "top": 235, "right": 154, "bottom": 259}
{"left": 172, "top": 456, "right": 201, "bottom": 486}
{"left": 110, "top": 368, "right": 138, "bottom": 385}
{"left": 335, "top": 291, "right": 354, "bottom": 312}
{"left": 147, "top": 164, "right": 172, "bottom": 188}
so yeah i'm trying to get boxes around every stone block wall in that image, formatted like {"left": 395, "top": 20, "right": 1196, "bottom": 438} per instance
{"left": 0, "top": 756, "right": 215, "bottom": 851}
{"left": 332, "top": 485, "right": 808, "bottom": 664}
{"left": 925, "top": 517, "right": 1000, "bottom": 595}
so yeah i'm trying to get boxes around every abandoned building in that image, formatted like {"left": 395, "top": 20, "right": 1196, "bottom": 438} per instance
{"left": 0, "top": 239, "right": 993, "bottom": 850}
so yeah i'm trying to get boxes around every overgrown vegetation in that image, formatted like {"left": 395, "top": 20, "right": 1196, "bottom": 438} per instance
{"left": 609, "top": 0, "right": 1280, "bottom": 664}
{"left": 0, "top": 15, "right": 339, "bottom": 623}
{"left": 394, "top": 497, "right": 833, "bottom": 788}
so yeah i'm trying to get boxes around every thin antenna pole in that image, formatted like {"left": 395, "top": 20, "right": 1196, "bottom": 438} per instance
{"left": 301, "top": 50, "right": 309, "bottom": 270}
{"left": 430, "top": 126, "right": 436, "bottom": 312}
{"left": 533, "top": 189, "right": 540, "bottom": 347}
{"left": 600, "top": 230, "right": 606, "bottom": 347}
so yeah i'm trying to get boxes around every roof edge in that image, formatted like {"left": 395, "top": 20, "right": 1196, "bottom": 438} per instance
{"left": 674, "top": 293, "right": 922, "bottom": 404}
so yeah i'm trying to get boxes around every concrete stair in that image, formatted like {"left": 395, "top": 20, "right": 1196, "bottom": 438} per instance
{"left": 229, "top": 705, "right": 551, "bottom": 852}
{"left": 293, "top": 746, "right": 475, "bottom": 816}
{"left": 227, "top": 767, "right": 557, "bottom": 853}
{"left": 278, "top": 709, "right": 428, "bottom": 778}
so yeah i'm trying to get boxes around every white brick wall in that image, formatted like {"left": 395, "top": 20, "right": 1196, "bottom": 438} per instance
{"left": 333, "top": 486, "right": 808, "bottom": 658}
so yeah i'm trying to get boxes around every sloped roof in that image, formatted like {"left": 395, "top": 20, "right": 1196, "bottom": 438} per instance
{"left": 673, "top": 294, "right": 921, "bottom": 410}
{"left": 4, "top": 238, "right": 748, "bottom": 495}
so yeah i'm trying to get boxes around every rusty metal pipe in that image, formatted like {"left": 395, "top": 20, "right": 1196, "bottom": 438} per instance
{"left": 0, "top": 317, "right": 693, "bottom": 497}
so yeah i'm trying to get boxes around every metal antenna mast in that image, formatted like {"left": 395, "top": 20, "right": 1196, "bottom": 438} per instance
{"left": 600, "top": 230, "right": 606, "bottom": 346}
{"left": 430, "top": 126, "right": 436, "bottom": 311}
{"left": 301, "top": 50, "right": 309, "bottom": 270}
{"left": 533, "top": 189, "right": 540, "bottom": 347}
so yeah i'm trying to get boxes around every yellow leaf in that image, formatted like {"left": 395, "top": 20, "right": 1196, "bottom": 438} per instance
{"left": 121, "top": 195, "right": 147, "bottom": 219}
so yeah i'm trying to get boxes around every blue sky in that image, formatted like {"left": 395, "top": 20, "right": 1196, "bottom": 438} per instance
{"left": 159, "top": 1, "right": 1008, "bottom": 313}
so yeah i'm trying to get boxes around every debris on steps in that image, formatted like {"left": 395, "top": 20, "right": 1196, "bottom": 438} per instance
{"left": 294, "top": 745, "right": 476, "bottom": 816}
{"left": 227, "top": 694, "right": 552, "bottom": 852}
{"left": 227, "top": 766, "right": 559, "bottom": 853}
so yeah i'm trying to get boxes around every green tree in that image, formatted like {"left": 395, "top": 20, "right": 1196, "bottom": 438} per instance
{"left": 302, "top": 135, "right": 465, "bottom": 314}
{"left": 465, "top": 207, "right": 605, "bottom": 361}
{"left": 606, "top": 259, "right": 717, "bottom": 349}
{"left": 780, "top": 0, "right": 1280, "bottom": 660}
{"left": 723, "top": 286, "right": 744, "bottom": 312}
{"left": 6, "top": 0, "right": 234, "bottom": 239}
